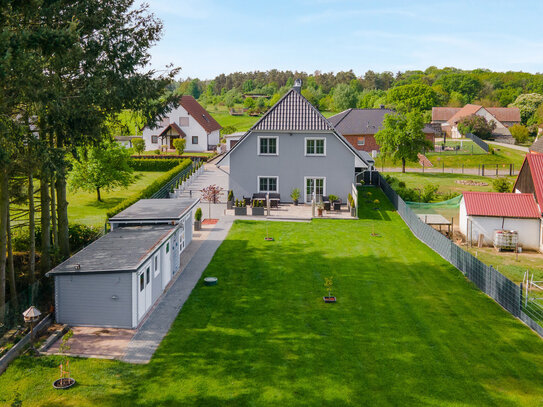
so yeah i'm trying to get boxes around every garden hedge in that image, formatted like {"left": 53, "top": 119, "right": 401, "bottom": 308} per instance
{"left": 129, "top": 158, "right": 182, "bottom": 171}
{"left": 106, "top": 159, "right": 192, "bottom": 218}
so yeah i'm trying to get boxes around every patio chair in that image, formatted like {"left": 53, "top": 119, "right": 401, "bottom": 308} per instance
{"left": 322, "top": 196, "right": 331, "bottom": 211}
{"left": 243, "top": 196, "right": 252, "bottom": 206}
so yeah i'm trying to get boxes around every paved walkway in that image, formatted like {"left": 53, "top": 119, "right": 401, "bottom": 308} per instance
{"left": 487, "top": 141, "right": 529, "bottom": 152}
{"left": 122, "top": 216, "right": 234, "bottom": 364}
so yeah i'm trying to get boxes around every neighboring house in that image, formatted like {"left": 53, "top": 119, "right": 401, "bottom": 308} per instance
{"left": 217, "top": 80, "right": 373, "bottom": 204}
{"left": 114, "top": 135, "right": 139, "bottom": 148}
{"left": 47, "top": 197, "right": 199, "bottom": 328}
{"left": 514, "top": 153, "right": 543, "bottom": 208}
{"left": 432, "top": 104, "right": 520, "bottom": 141}
{"left": 459, "top": 191, "right": 541, "bottom": 250}
{"left": 529, "top": 137, "right": 543, "bottom": 154}
{"left": 329, "top": 107, "right": 436, "bottom": 155}
{"left": 224, "top": 132, "right": 244, "bottom": 152}
{"left": 142, "top": 95, "right": 222, "bottom": 152}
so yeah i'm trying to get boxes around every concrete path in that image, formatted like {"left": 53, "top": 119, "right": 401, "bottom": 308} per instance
{"left": 122, "top": 216, "right": 234, "bottom": 364}
{"left": 487, "top": 141, "right": 529, "bottom": 152}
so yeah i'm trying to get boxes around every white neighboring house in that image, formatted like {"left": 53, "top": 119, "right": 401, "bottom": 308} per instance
{"left": 224, "top": 132, "right": 244, "bottom": 152}
{"left": 114, "top": 136, "right": 139, "bottom": 149}
{"left": 459, "top": 191, "right": 542, "bottom": 251}
{"left": 142, "top": 95, "right": 222, "bottom": 153}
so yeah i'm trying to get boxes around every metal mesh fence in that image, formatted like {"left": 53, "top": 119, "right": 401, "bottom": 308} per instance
{"left": 466, "top": 132, "right": 490, "bottom": 152}
{"left": 362, "top": 170, "right": 541, "bottom": 328}
{"left": 151, "top": 162, "right": 195, "bottom": 199}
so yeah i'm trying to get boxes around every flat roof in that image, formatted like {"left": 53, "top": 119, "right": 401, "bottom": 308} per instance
{"left": 417, "top": 214, "right": 452, "bottom": 225}
{"left": 109, "top": 198, "right": 199, "bottom": 223}
{"left": 46, "top": 225, "right": 176, "bottom": 275}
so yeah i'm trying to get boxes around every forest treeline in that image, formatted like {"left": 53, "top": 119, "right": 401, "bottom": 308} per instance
{"left": 179, "top": 67, "right": 543, "bottom": 127}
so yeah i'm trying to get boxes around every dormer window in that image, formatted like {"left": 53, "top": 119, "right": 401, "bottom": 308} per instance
{"left": 258, "top": 136, "right": 278, "bottom": 155}
{"left": 305, "top": 137, "right": 326, "bottom": 156}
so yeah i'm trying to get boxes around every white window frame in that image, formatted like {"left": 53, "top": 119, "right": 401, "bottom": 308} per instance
{"left": 257, "top": 176, "right": 279, "bottom": 193}
{"left": 357, "top": 136, "right": 365, "bottom": 146}
{"left": 303, "top": 176, "right": 327, "bottom": 203}
{"left": 257, "top": 136, "right": 279, "bottom": 156}
{"left": 305, "top": 137, "right": 326, "bottom": 156}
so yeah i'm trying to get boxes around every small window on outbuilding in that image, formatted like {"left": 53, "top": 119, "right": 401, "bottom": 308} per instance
{"left": 166, "top": 242, "right": 170, "bottom": 253}
{"left": 140, "top": 274, "right": 144, "bottom": 292}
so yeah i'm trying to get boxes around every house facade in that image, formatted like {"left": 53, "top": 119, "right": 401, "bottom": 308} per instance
{"left": 217, "top": 81, "right": 372, "bottom": 204}
{"left": 432, "top": 104, "right": 520, "bottom": 141}
{"left": 329, "top": 107, "right": 436, "bottom": 155}
{"left": 142, "top": 95, "right": 221, "bottom": 152}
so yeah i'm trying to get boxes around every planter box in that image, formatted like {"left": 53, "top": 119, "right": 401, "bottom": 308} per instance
{"left": 194, "top": 220, "right": 202, "bottom": 231}
{"left": 350, "top": 207, "right": 357, "bottom": 217}
{"left": 234, "top": 207, "right": 247, "bottom": 216}
{"left": 227, "top": 200, "right": 234, "bottom": 210}
{"left": 323, "top": 296, "right": 337, "bottom": 303}
{"left": 252, "top": 206, "right": 265, "bottom": 216}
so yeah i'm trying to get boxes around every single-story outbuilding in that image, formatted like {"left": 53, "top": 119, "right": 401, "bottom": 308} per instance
{"left": 459, "top": 191, "right": 542, "bottom": 250}
{"left": 224, "top": 132, "right": 244, "bottom": 152}
{"left": 47, "top": 198, "right": 199, "bottom": 328}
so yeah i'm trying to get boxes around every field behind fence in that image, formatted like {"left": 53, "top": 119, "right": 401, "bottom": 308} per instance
{"left": 361, "top": 170, "right": 543, "bottom": 338}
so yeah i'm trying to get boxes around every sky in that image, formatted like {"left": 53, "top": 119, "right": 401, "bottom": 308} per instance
{"left": 146, "top": 0, "right": 543, "bottom": 80}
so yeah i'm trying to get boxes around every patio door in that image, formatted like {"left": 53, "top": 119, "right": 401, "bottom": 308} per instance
{"left": 305, "top": 177, "right": 325, "bottom": 203}
{"left": 138, "top": 265, "right": 152, "bottom": 321}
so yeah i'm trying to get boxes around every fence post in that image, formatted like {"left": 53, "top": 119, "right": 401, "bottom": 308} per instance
{"left": 462, "top": 164, "right": 464, "bottom": 174}
{"left": 442, "top": 162, "right": 444, "bottom": 173}
{"left": 510, "top": 164, "right": 513, "bottom": 176}
{"left": 482, "top": 164, "right": 485, "bottom": 177}
{"left": 496, "top": 164, "right": 498, "bottom": 177}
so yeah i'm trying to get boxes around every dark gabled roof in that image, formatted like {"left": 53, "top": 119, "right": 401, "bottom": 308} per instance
{"left": 529, "top": 137, "right": 543, "bottom": 154}
{"left": 46, "top": 225, "right": 176, "bottom": 275}
{"left": 158, "top": 122, "right": 187, "bottom": 138}
{"left": 179, "top": 95, "right": 222, "bottom": 133}
{"left": 329, "top": 108, "right": 436, "bottom": 136}
{"left": 251, "top": 89, "right": 333, "bottom": 131}
{"left": 217, "top": 86, "right": 371, "bottom": 168}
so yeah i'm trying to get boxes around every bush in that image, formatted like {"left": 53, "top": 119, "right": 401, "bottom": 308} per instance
{"left": 222, "top": 125, "right": 237, "bottom": 135}
{"left": 510, "top": 124, "right": 530, "bottom": 144}
{"left": 129, "top": 158, "right": 182, "bottom": 171}
{"left": 132, "top": 138, "right": 145, "bottom": 155}
{"left": 106, "top": 159, "right": 192, "bottom": 218}
{"left": 227, "top": 190, "right": 234, "bottom": 202}
{"left": 195, "top": 208, "right": 202, "bottom": 221}
{"left": 13, "top": 224, "right": 102, "bottom": 253}
{"left": 421, "top": 184, "right": 439, "bottom": 202}
{"left": 493, "top": 177, "right": 512, "bottom": 193}
{"left": 172, "top": 138, "right": 186, "bottom": 155}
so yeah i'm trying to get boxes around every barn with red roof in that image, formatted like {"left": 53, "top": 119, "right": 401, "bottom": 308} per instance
{"left": 459, "top": 191, "right": 541, "bottom": 250}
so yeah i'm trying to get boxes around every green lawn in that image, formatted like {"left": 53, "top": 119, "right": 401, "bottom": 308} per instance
{"left": 386, "top": 172, "right": 516, "bottom": 196}
{"left": 67, "top": 171, "right": 162, "bottom": 227}
{"left": 375, "top": 143, "right": 526, "bottom": 169}
{"left": 2, "top": 190, "right": 543, "bottom": 405}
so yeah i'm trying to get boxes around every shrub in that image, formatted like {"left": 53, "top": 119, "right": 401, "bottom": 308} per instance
{"left": 132, "top": 138, "right": 145, "bottom": 155}
{"left": 421, "top": 184, "right": 439, "bottom": 203}
{"left": 510, "top": 124, "right": 530, "bottom": 144}
{"left": 227, "top": 190, "right": 234, "bottom": 202}
{"left": 106, "top": 159, "right": 192, "bottom": 218}
{"left": 398, "top": 181, "right": 406, "bottom": 188}
{"left": 493, "top": 177, "right": 512, "bottom": 193}
{"left": 129, "top": 158, "right": 182, "bottom": 171}
{"left": 172, "top": 138, "right": 186, "bottom": 155}
{"left": 195, "top": 208, "right": 202, "bottom": 221}
{"left": 154, "top": 149, "right": 161, "bottom": 155}
{"left": 222, "top": 125, "right": 237, "bottom": 135}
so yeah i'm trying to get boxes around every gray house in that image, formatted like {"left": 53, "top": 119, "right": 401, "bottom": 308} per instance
{"left": 46, "top": 198, "right": 199, "bottom": 328}
{"left": 217, "top": 80, "right": 373, "bottom": 203}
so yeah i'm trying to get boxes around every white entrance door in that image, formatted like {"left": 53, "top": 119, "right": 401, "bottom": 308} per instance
{"left": 138, "top": 270, "right": 146, "bottom": 320}
{"left": 305, "top": 177, "right": 325, "bottom": 203}
{"left": 145, "top": 266, "right": 152, "bottom": 312}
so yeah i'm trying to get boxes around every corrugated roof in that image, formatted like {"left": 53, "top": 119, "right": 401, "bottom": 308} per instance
{"left": 251, "top": 89, "right": 333, "bottom": 131}
{"left": 432, "top": 107, "right": 461, "bottom": 122}
{"left": 179, "top": 95, "right": 222, "bottom": 133}
{"left": 529, "top": 138, "right": 543, "bottom": 154}
{"left": 462, "top": 191, "right": 541, "bottom": 218}
{"left": 527, "top": 153, "right": 543, "bottom": 206}
{"left": 329, "top": 108, "right": 435, "bottom": 135}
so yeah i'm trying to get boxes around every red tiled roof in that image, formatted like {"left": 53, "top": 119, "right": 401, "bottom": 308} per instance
{"left": 179, "top": 95, "right": 222, "bottom": 133}
{"left": 462, "top": 191, "right": 541, "bottom": 218}
{"left": 526, "top": 153, "right": 543, "bottom": 206}
{"left": 432, "top": 107, "right": 461, "bottom": 122}
{"left": 158, "top": 122, "right": 187, "bottom": 138}
{"left": 447, "top": 104, "right": 482, "bottom": 125}
{"left": 486, "top": 107, "right": 521, "bottom": 123}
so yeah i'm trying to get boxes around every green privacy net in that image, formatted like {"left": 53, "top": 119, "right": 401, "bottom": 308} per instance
{"left": 406, "top": 194, "right": 462, "bottom": 210}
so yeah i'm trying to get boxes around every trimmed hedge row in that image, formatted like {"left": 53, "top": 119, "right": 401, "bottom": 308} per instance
{"left": 106, "top": 159, "right": 192, "bottom": 219}
{"left": 129, "top": 158, "right": 182, "bottom": 171}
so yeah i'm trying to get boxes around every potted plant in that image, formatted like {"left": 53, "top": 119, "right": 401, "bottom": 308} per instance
{"left": 227, "top": 190, "right": 234, "bottom": 210}
{"left": 328, "top": 194, "right": 338, "bottom": 204}
{"left": 290, "top": 188, "right": 300, "bottom": 206}
{"left": 194, "top": 208, "right": 202, "bottom": 231}
{"left": 53, "top": 330, "right": 76, "bottom": 389}
{"left": 317, "top": 202, "right": 324, "bottom": 217}
{"left": 323, "top": 277, "right": 336, "bottom": 303}
{"left": 349, "top": 195, "right": 357, "bottom": 217}
{"left": 252, "top": 199, "right": 265, "bottom": 216}
{"left": 234, "top": 199, "right": 247, "bottom": 216}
